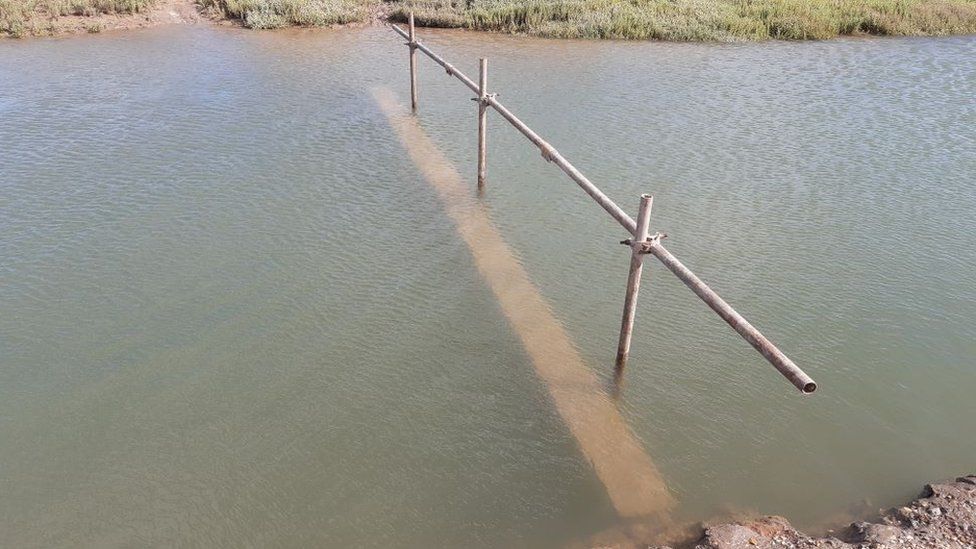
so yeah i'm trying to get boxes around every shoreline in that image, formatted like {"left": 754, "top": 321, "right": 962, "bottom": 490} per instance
{"left": 4, "top": 0, "right": 976, "bottom": 40}
{"left": 0, "top": 0, "right": 208, "bottom": 38}
{"left": 586, "top": 475, "right": 976, "bottom": 548}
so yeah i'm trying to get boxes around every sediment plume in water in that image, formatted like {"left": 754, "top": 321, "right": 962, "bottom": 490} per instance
{"left": 372, "top": 86, "right": 673, "bottom": 519}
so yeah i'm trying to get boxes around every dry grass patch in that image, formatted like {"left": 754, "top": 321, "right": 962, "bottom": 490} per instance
{"left": 388, "top": 0, "right": 976, "bottom": 40}
{"left": 198, "top": 0, "right": 375, "bottom": 28}
{"left": 4, "top": 0, "right": 975, "bottom": 39}
{"left": 1, "top": 0, "right": 154, "bottom": 36}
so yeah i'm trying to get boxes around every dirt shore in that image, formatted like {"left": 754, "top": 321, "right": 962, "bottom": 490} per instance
{"left": 2, "top": 0, "right": 382, "bottom": 38}
{"left": 590, "top": 475, "right": 976, "bottom": 548}
{"left": 2, "top": 0, "right": 206, "bottom": 37}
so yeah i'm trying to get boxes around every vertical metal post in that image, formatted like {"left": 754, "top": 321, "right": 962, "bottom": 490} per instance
{"left": 477, "top": 58, "right": 488, "bottom": 192}
{"left": 408, "top": 12, "right": 418, "bottom": 113}
{"left": 615, "top": 194, "right": 653, "bottom": 380}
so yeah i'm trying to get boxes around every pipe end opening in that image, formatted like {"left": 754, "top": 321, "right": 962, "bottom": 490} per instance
{"left": 803, "top": 382, "right": 817, "bottom": 394}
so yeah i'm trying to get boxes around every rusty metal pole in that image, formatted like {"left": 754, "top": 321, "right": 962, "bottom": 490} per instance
{"left": 477, "top": 58, "right": 488, "bottom": 192}
{"left": 648, "top": 242, "right": 817, "bottom": 393}
{"left": 408, "top": 12, "right": 418, "bottom": 113}
{"left": 615, "top": 194, "right": 653, "bottom": 379}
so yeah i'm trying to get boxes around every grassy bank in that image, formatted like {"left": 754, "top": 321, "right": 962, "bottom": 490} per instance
{"left": 1, "top": 0, "right": 155, "bottom": 36}
{"left": 4, "top": 0, "right": 976, "bottom": 38}
{"left": 197, "top": 0, "right": 976, "bottom": 37}
{"left": 390, "top": 0, "right": 976, "bottom": 41}
{"left": 198, "top": 0, "right": 374, "bottom": 29}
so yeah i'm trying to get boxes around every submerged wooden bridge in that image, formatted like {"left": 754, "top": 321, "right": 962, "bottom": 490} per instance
{"left": 382, "top": 15, "right": 817, "bottom": 521}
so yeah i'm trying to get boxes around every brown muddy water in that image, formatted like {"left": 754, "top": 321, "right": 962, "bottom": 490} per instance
{"left": 1, "top": 26, "right": 975, "bottom": 547}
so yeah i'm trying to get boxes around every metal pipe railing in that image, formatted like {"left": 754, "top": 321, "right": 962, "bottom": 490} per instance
{"left": 389, "top": 20, "right": 817, "bottom": 394}
{"left": 391, "top": 23, "right": 637, "bottom": 234}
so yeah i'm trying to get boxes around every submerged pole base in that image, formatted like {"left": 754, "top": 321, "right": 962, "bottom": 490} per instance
{"left": 614, "top": 194, "right": 654, "bottom": 381}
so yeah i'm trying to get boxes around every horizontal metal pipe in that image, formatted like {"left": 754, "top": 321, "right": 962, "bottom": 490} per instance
{"left": 391, "top": 22, "right": 408, "bottom": 39}
{"left": 389, "top": 24, "right": 637, "bottom": 235}
{"left": 485, "top": 97, "right": 637, "bottom": 234}
{"left": 648, "top": 242, "right": 817, "bottom": 394}
{"left": 392, "top": 24, "right": 480, "bottom": 93}
{"left": 389, "top": 23, "right": 813, "bottom": 396}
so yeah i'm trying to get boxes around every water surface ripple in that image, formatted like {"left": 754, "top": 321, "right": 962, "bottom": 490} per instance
{"left": 1, "top": 27, "right": 974, "bottom": 547}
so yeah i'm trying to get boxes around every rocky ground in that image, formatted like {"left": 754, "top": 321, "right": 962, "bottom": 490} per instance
{"left": 584, "top": 475, "right": 976, "bottom": 548}
{"left": 686, "top": 475, "right": 976, "bottom": 549}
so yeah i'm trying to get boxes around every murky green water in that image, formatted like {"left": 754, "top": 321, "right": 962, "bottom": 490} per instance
{"left": 1, "top": 26, "right": 974, "bottom": 547}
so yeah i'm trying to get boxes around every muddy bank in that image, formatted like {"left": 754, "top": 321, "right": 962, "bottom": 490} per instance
{"left": 593, "top": 475, "right": 976, "bottom": 548}
{"left": 1, "top": 0, "right": 206, "bottom": 38}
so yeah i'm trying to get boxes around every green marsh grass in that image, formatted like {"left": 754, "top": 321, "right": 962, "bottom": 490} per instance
{"left": 389, "top": 0, "right": 976, "bottom": 40}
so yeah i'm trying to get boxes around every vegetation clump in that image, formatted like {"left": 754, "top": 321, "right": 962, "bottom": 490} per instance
{"left": 199, "top": 0, "right": 374, "bottom": 28}
{"left": 388, "top": 0, "right": 976, "bottom": 41}
{"left": 3, "top": 0, "right": 976, "bottom": 38}
{"left": 1, "top": 0, "right": 154, "bottom": 36}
